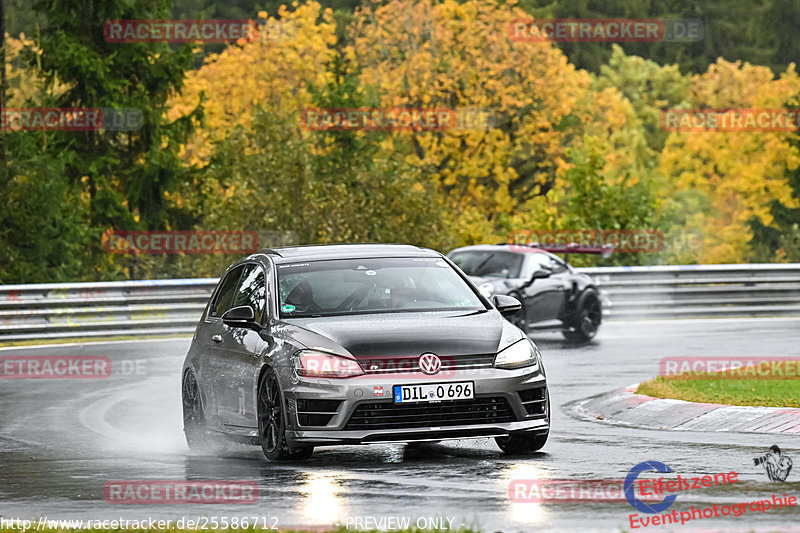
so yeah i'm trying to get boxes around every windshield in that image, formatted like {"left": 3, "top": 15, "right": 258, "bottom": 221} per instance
{"left": 277, "top": 257, "right": 485, "bottom": 318}
{"left": 448, "top": 251, "right": 523, "bottom": 279}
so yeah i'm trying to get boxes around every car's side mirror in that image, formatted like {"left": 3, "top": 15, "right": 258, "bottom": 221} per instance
{"left": 221, "top": 305, "right": 260, "bottom": 330}
{"left": 521, "top": 267, "right": 552, "bottom": 289}
{"left": 531, "top": 268, "right": 552, "bottom": 280}
{"left": 493, "top": 294, "right": 522, "bottom": 316}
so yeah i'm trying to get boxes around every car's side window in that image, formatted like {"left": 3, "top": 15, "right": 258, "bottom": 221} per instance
{"left": 233, "top": 264, "right": 267, "bottom": 324}
{"left": 525, "top": 253, "right": 553, "bottom": 276}
{"left": 548, "top": 256, "right": 567, "bottom": 274}
{"left": 210, "top": 266, "right": 245, "bottom": 318}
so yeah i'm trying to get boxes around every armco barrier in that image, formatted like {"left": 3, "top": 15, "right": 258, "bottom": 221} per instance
{"left": 581, "top": 263, "right": 800, "bottom": 320}
{"left": 0, "top": 279, "right": 217, "bottom": 342}
{"left": 0, "top": 264, "right": 798, "bottom": 342}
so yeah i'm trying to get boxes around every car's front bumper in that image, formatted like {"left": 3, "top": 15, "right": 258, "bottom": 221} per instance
{"left": 287, "top": 418, "right": 549, "bottom": 446}
{"left": 278, "top": 365, "right": 549, "bottom": 447}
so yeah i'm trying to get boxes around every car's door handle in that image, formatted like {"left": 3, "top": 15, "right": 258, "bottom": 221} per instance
{"left": 212, "top": 335, "right": 223, "bottom": 343}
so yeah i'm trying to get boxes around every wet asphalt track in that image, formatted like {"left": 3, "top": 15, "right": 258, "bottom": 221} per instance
{"left": 1, "top": 318, "right": 799, "bottom": 532}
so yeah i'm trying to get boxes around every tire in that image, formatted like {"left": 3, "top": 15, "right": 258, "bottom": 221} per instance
{"left": 563, "top": 289, "right": 601, "bottom": 344}
{"left": 257, "top": 368, "right": 314, "bottom": 462}
{"left": 182, "top": 371, "right": 218, "bottom": 452}
{"left": 495, "top": 430, "right": 549, "bottom": 454}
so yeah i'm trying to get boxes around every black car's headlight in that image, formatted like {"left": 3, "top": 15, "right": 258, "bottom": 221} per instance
{"left": 494, "top": 339, "right": 540, "bottom": 370}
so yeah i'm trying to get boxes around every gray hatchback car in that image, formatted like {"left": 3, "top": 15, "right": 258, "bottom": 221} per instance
{"left": 182, "top": 244, "right": 550, "bottom": 461}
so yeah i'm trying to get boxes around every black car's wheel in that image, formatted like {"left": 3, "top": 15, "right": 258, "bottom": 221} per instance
{"left": 258, "top": 369, "right": 314, "bottom": 462}
{"left": 182, "top": 371, "right": 213, "bottom": 451}
{"left": 496, "top": 430, "right": 549, "bottom": 454}
{"left": 509, "top": 294, "right": 528, "bottom": 333}
{"left": 563, "top": 289, "right": 601, "bottom": 344}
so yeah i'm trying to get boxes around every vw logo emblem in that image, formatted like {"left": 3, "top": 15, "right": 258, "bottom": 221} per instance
{"left": 419, "top": 353, "right": 441, "bottom": 375}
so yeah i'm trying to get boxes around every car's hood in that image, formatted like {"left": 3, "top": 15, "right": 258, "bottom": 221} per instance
{"left": 283, "top": 310, "right": 518, "bottom": 359}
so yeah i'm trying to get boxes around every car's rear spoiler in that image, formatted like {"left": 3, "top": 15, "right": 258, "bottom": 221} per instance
{"left": 502, "top": 242, "right": 615, "bottom": 259}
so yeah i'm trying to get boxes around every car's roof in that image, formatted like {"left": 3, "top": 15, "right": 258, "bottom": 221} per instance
{"left": 254, "top": 243, "right": 442, "bottom": 264}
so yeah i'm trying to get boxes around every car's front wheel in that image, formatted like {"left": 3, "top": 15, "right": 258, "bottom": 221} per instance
{"left": 257, "top": 368, "right": 314, "bottom": 462}
{"left": 563, "top": 289, "right": 601, "bottom": 343}
{"left": 182, "top": 371, "right": 219, "bottom": 452}
{"left": 495, "top": 430, "right": 549, "bottom": 454}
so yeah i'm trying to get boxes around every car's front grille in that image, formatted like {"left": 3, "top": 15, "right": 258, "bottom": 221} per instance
{"left": 360, "top": 353, "right": 496, "bottom": 374}
{"left": 344, "top": 397, "right": 515, "bottom": 430}
{"left": 518, "top": 386, "right": 547, "bottom": 417}
{"left": 296, "top": 399, "right": 342, "bottom": 427}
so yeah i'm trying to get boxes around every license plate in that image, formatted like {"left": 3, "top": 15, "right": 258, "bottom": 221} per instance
{"left": 393, "top": 381, "right": 474, "bottom": 403}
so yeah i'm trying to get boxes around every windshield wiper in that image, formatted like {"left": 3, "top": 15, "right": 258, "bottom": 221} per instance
{"left": 471, "top": 254, "right": 497, "bottom": 276}
{"left": 453, "top": 309, "right": 489, "bottom": 317}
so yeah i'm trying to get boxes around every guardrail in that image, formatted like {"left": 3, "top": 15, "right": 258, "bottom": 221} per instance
{"left": 0, "top": 264, "right": 798, "bottom": 342}
{"left": 581, "top": 263, "right": 800, "bottom": 320}
{"left": 0, "top": 279, "right": 217, "bottom": 342}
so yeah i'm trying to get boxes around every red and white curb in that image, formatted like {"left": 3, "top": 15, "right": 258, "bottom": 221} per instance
{"left": 573, "top": 384, "right": 800, "bottom": 434}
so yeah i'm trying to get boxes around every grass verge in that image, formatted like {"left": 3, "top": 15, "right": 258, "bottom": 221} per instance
{"left": 636, "top": 367, "right": 800, "bottom": 408}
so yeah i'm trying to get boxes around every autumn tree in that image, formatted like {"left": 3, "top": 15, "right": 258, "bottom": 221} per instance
{"left": 659, "top": 59, "right": 800, "bottom": 263}
{"left": 346, "top": 0, "right": 595, "bottom": 244}
{"left": 10, "top": 0, "right": 202, "bottom": 281}
{"left": 748, "top": 89, "right": 800, "bottom": 262}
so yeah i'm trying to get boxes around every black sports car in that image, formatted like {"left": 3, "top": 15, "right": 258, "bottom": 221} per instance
{"left": 448, "top": 244, "right": 602, "bottom": 342}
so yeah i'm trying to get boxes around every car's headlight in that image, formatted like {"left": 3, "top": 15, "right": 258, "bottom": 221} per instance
{"left": 478, "top": 282, "right": 494, "bottom": 298}
{"left": 294, "top": 350, "right": 364, "bottom": 378}
{"left": 494, "top": 339, "right": 539, "bottom": 370}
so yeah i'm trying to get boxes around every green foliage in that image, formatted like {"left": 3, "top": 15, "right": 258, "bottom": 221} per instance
{"left": 557, "top": 143, "right": 661, "bottom": 267}
{"left": 518, "top": 0, "right": 780, "bottom": 74}
{"left": 0, "top": 0, "right": 202, "bottom": 282}
{"left": 594, "top": 45, "right": 690, "bottom": 153}
{"left": 163, "top": 56, "right": 451, "bottom": 278}
{"left": 0, "top": 140, "right": 94, "bottom": 283}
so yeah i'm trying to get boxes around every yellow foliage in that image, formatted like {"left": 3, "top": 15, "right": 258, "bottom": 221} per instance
{"left": 660, "top": 59, "right": 800, "bottom": 263}
{"left": 167, "top": 2, "right": 338, "bottom": 165}
{"left": 166, "top": 3, "right": 800, "bottom": 263}
{"left": 5, "top": 33, "right": 69, "bottom": 105}
{"left": 346, "top": 0, "right": 592, "bottom": 243}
